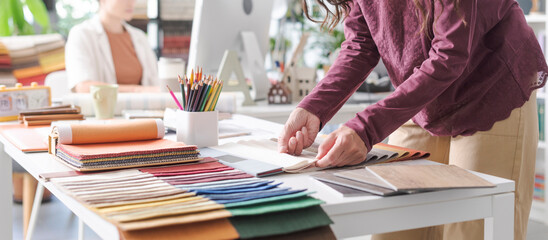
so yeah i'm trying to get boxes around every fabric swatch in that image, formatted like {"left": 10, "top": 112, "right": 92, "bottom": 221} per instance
{"left": 164, "top": 173, "right": 254, "bottom": 185}
{"left": 212, "top": 189, "right": 307, "bottom": 204}
{"left": 175, "top": 179, "right": 270, "bottom": 190}
{"left": 118, "top": 218, "right": 239, "bottom": 240}
{"left": 194, "top": 182, "right": 281, "bottom": 194}
{"left": 224, "top": 191, "right": 312, "bottom": 208}
{"left": 192, "top": 181, "right": 274, "bottom": 193}
{"left": 229, "top": 206, "right": 333, "bottom": 239}
{"left": 227, "top": 197, "right": 324, "bottom": 216}
{"left": 116, "top": 209, "right": 233, "bottom": 231}
{"left": 140, "top": 160, "right": 226, "bottom": 174}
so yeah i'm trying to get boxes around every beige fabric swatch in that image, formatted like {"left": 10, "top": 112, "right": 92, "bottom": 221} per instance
{"left": 116, "top": 210, "right": 233, "bottom": 231}
{"left": 98, "top": 196, "right": 207, "bottom": 213}
{"left": 108, "top": 201, "right": 223, "bottom": 222}
{"left": 94, "top": 192, "right": 195, "bottom": 208}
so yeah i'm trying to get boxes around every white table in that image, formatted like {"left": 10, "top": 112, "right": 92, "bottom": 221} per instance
{"left": 0, "top": 114, "right": 515, "bottom": 239}
{"left": 235, "top": 91, "right": 389, "bottom": 125}
{"left": 235, "top": 100, "right": 370, "bottom": 125}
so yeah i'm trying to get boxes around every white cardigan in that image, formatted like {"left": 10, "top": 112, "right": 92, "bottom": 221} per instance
{"left": 65, "top": 16, "right": 158, "bottom": 91}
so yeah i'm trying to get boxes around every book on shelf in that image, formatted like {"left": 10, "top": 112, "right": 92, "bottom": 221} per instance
{"left": 534, "top": 173, "right": 545, "bottom": 202}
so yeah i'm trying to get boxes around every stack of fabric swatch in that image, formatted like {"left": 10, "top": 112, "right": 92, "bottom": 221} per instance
{"left": 0, "top": 41, "right": 15, "bottom": 86}
{"left": 213, "top": 138, "right": 431, "bottom": 173}
{"left": 0, "top": 34, "right": 65, "bottom": 86}
{"left": 56, "top": 139, "right": 200, "bottom": 170}
{"left": 49, "top": 119, "right": 200, "bottom": 171}
{"left": 534, "top": 173, "right": 545, "bottom": 202}
{"left": 46, "top": 158, "right": 333, "bottom": 239}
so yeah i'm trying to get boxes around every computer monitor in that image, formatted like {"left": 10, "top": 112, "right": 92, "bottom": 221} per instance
{"left": 187, "top": 0, "right": 274, "bottom": 101}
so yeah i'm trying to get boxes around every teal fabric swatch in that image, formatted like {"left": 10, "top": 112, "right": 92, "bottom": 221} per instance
{"left": 224, "top": 191, "right": 314, "bottom": 208}
{"left": 227, "top": 196, "right": 324, "bottom": 216}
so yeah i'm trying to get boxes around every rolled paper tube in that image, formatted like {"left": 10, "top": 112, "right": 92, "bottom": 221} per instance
{"left": 55, "top": 119, "right": 165, "bottom": 144}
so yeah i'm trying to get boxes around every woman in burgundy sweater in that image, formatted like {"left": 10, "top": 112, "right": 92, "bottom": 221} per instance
{"left": 278, "top": 0, "right": 548, "bottom": 239}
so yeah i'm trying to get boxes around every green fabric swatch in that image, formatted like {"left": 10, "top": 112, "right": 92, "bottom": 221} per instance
{"left": 224, "top": 191, "right": 314, "bottom": 208}
{"left": 229, "top": 205, "right": 333, "bottom": 239}
{"left": 227, "top": 196, "right": 324, "bottom": 216}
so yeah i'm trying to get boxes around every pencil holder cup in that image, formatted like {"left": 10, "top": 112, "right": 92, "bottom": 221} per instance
{"left": 176, "top": 110, "right": 218, "bottom": 148}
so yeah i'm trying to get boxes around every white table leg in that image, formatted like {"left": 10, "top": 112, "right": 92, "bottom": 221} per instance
{"left": 78, "top": 218, "right": 85, "bottom": 240}
{"left": 25, "top": 183, "right": 44, "bottom": 240}
{"left": 0, "top": 142, "right": 13, "bottom": 239}
{"left": 485, "top": 193, "right": 514, "bottom": 240}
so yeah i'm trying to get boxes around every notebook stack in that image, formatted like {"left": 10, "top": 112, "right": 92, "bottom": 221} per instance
{"left": 19, "top": 105, "right": 84, "bottom": 126}
{"left": 0, "top": 34, "right": 65, "bottom": 85}
{"left": 0, "top": 41, "right": 16, "bottom": 86}
{"left": 45, "top": 158, "right": 334, "bottom": 239}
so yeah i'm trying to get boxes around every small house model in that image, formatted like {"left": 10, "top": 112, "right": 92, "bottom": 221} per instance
{"left": 282, "top": 66, "right": 317, "bottom": 103}
{"left": 268, "top": 82, "right": 292, "bottom": 104}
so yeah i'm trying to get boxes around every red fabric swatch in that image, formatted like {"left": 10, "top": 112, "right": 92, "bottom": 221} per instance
{"left": 140, "top": 159, "right": 227, "bottom": 174}
{"left": 157, "top": 170, "right": 245, "bottom": 181}
{"left": 165, "top": 173, "right": 254, "bottom": 185}
{"left": 152, "top": 167, "right": 234, "bottom": 177}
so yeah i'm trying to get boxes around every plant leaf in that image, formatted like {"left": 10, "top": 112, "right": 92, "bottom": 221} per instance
{"left": 26, "top": 0, "right": 51, "bottom": 32}
{"left": 9, "top": 0, "right": 28, "bottom": 34}
{"left": 0, "top": 0, "right": 13, "bottom": 36}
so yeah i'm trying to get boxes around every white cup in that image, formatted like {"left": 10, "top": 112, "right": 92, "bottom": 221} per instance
{"left": 176, "top": 110, "right": 218, "bottom": 148}
{"left": 158, "top": 57, "right": 185, "bottom": 93}
{"left": 90, "top": 84, "right": 118, "bottom": 119}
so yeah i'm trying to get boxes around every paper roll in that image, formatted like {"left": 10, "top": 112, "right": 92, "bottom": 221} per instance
{"left": 55, "top": 119, "right": 164, "bottom": 144}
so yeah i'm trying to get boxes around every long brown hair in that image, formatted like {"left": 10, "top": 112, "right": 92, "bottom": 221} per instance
{"left": 302, "top": 0, "right": 464, "bottom": 36}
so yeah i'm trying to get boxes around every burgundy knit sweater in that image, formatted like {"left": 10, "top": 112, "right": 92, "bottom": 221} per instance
{"left": 298, "top": 0, "right": 548, "bottom": 151}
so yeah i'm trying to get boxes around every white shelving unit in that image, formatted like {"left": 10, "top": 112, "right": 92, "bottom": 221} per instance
{"left": 527, "top": 7, "right": 548, "bottom": 224}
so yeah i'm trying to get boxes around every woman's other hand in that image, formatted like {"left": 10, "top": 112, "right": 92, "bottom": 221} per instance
{"left": 315, "top": 125, "right": 368, "bottom": 167}
{"left": 278, "top": 108, "right": 320, "bottom": 155}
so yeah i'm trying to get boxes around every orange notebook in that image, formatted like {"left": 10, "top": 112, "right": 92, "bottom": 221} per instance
{"left": 0, "top": 124, "right": 50, "bottom": 152}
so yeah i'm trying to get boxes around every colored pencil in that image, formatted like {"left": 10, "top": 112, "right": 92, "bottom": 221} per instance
{"left": 189, "top": 69, "right": 194, "bottom": 87}
{"left": 179, "top": 66, "right": 225, "bottom": 112}
{"left": 166, "top": 85, "right": 183, "bottom": 110}
{"left": 199, "top": 80, "right": 212, "bottom": 111}
{"left": 178, "top": 75, "right": 186, "bottom": 110}
{"left": 210, "top": 81, "right": 224, "bottom": 111}
{"left": 203, "top": 79, "right": 218, "bottom": 111}
{"left": 192, "top": 82, "right": 204, "bottom": 112}
{"left": 185, "top": 75, "right": 190, "bottom": 109}
{"left": 187, "top": 84, "right": 196, "bottom": 111}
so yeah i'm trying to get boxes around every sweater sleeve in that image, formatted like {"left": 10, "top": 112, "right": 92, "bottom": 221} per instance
{"left": 298, "top": 1, "right": 380, "bottom": 130}
{"left": 345, "top": 0, "right": 477, "bottom": 151}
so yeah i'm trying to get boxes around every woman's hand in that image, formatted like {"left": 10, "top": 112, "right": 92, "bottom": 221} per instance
{"left": 278, "top": 108, "right": 320, "bottom": 155}
{"left": 315, "top": 125, "right": 368, "bottom": 167}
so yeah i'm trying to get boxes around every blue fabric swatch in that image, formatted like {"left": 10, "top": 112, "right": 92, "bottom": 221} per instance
{"left": 210, "top": 189, "right": 306, "bottom": 204}
{"left": 193, "top": 182, "right": 279, "bottom": 194}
